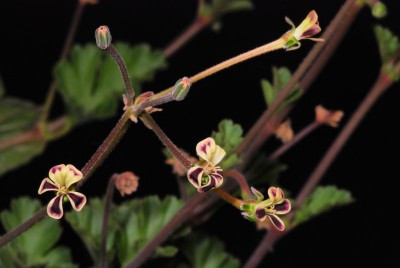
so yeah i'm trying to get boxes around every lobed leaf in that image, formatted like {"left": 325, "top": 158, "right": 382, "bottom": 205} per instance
{"left": 54, "top": 42, "right": 166, "bottom": 124}
{"left": 212, "top": 119, "right": 243, "bottom": 169}
{"left": 0, "top": 197, "right": 75, "bottom": 267}
{"left": 0, "top": 98, "right": 46, "bottom": 177}
{"left": 293, "top": 185, "right": 354, "bottom": 226}
{"left": 178, "top": 232, "right": 240, "bottom": 268}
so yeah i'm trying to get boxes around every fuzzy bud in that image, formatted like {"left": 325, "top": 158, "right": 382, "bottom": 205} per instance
{"left": 172, "top": 77, "right": 191, "bottom": 101}
{"left": 95, "top": 25, "right": 112, "bottom": 49}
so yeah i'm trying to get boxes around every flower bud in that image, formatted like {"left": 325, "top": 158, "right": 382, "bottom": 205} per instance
{"left": 95, "top": 25, "right": 112, "bottom": 50}
{"left": 371, "top": 2, "right": 387, "bottom": 19}
{"left": 172, "top": 77, "right": 191, "bottom": 101}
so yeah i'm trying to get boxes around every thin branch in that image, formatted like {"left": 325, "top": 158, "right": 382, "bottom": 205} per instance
{"left": 0, "top": 109, "right": 132, "bottom": 247}
{"left": 243, "top": 71, "right": 393, "bottom": 268}
{"left": 295, "top": 73, "right": 392, "bottom": 207}
{"left": 124, "top": 192, "right": 210, "bottom": 268}
{"left": 163, "top": 18, "right": 209, "bottom": 58}
{"left": 237, "top": 0, "right": 360, "bottom": 157}
{"left": 268, "top": 121, "right": 320, "bottom": 161}
{"left": 139, "top": 112, "right": 193, "bottom": 169}
{"left": 99, "top": 174, "right": 117, "bottom": 268}
{"left": 0, "top": 208, "right": 47, "bottom": 247}
{"left": 39, "top": 2, "right": 86, "bottom": 123}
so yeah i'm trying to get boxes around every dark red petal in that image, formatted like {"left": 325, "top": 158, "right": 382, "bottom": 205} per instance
{"left": 47, "top": 195, "right": 64, "bottom": 220}
{"left": 267, "top": 214, "right": 285, "bottom": 231}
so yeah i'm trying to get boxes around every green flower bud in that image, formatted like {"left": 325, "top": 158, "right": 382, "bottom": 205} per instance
{"left": 371, "top": 2, "right": 387, "bottom": 19}
{"left": 172, "top": 77, "right": 191, "bottom": 101}
{"left": 95, "top": 25, "right": 112, "bottom": 49}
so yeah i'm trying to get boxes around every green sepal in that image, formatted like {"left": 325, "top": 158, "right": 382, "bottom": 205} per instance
{"left": 0, "top": 197, "right": 75, "bottom": 267}
{"left": 292, "top": 185, "right": 354, "bottom": 227}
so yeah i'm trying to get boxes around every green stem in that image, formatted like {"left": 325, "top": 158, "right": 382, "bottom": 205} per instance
{"left": 150, "top": 38, "right": 286, "bottom": 101}
{"left": 99, "top": 174, "right": 117, "bottom": 268}
{"left": 236, "top": 0, "right": 361, "bottom": 157}
{"left": 106, "top": 44, "right": 135, "bottom": 106}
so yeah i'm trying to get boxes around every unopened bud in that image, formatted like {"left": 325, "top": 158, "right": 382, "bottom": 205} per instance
{"left": 371, "top": 2, "right": 387, "bottom": 19}
{"left": 95, "top": 25, "right": 112, "bottom": 49}
{"left": 172, "top": 77, "right": 191, "bottom": 101}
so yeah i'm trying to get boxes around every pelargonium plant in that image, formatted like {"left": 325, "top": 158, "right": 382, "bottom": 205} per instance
{"left": 0, "top": 0, "right": 399, "bottom": 267}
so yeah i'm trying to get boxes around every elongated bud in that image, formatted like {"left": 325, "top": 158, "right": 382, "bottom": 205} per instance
{"left": 95, "top": 25, "right": 112, "bottom": 49}
{"left": 172, "top": 77, "right": 191, "bottom": 101}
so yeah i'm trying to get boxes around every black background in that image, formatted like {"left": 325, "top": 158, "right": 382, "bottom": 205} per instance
{"left": 1, "top": 0, "right": 400, "bottom": 267}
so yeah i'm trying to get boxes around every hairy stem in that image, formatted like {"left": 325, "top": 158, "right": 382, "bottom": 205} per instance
{"left": 237, "top": 0, "right": 361, "bottom": 158}
{"left": 243, "top": 72, "right": 394, "bottom": 268}
{"left": 151, "top": 38, "right": 286, "bottom": 101}
{"left": 0, "top": 110, "right": 132, "bottom": 248}
{"left": 78, "top": 108, "right": 132, "bottom": 187}
{"left": 295, "top": 73, "right": 392, "bottom": 207}
{"left": 106, "top": 44, "right": 135, "bottom": 106}
{"left": 213, "top": 188, "right": 243, "bottom": 209}
{"left": 0, "top": 208, "right": 47, "bottom": 247}
{"left": 99, "top": 174, "right": 117, "bottom": 268}
{"left": 125, "top": 192, "right": 210, "bottom": 268}
{"left": 139, "top": 112, "right": 193, "bottom": 169}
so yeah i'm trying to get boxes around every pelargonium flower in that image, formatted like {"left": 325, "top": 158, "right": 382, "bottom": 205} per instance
{"left": 282, "top": 10, "right": 324, "bottom": 51}
{"left": 241, "top": 186, "right": 291, "bottom": 231}
{"left": 274, "top": 120, "right": 294, "bottom": 144}
{"left": 38, "top": 164, "right": 87, "bottom": 219}
{"left": 187, "top": 137, "right": 226, "bottom": 193}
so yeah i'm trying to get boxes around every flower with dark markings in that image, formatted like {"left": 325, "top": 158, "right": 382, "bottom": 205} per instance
{"left": 38, "top": 164, "right": 87, "bottom": 219}
{"left": 241, "top": 186, "right": 291, "bottom": 231}
{"left": 187, "top": 137, "right": 226, "bottom": 192}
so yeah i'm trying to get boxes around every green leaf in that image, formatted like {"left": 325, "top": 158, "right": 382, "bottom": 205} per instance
{"left": 0, "top": 98, "right": 46, "bottom": 177}
{"left": 54, "top": 42, "right": 166, "bottom": 124}
{"left": 155, "top": 245, "right": 178, "bottom": 257}
{"left": 179, "top": 232, "right": 240, "bottom": 268}
{"left": 212, "top": 119, "right": 243, "bottom": 169}
{"left": 0, "top": 197, "right": 75, "bottom": 267}
{"left": 374, "top": 25, "right": 400, "bottom": 63}
{"left": 65, "top": 198, "right": 117, "bottom": 264}
{"left": 293, "top": 186, "right": 354, "bottom": 226}
{"left": 261, "top": 66, "right": 302, "bottom": 112}
{"left": 66, "top": 196, "right": 184, "bottom": 266}
{"left": 116, "top": 195, "right": 184, "bottom": 265}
